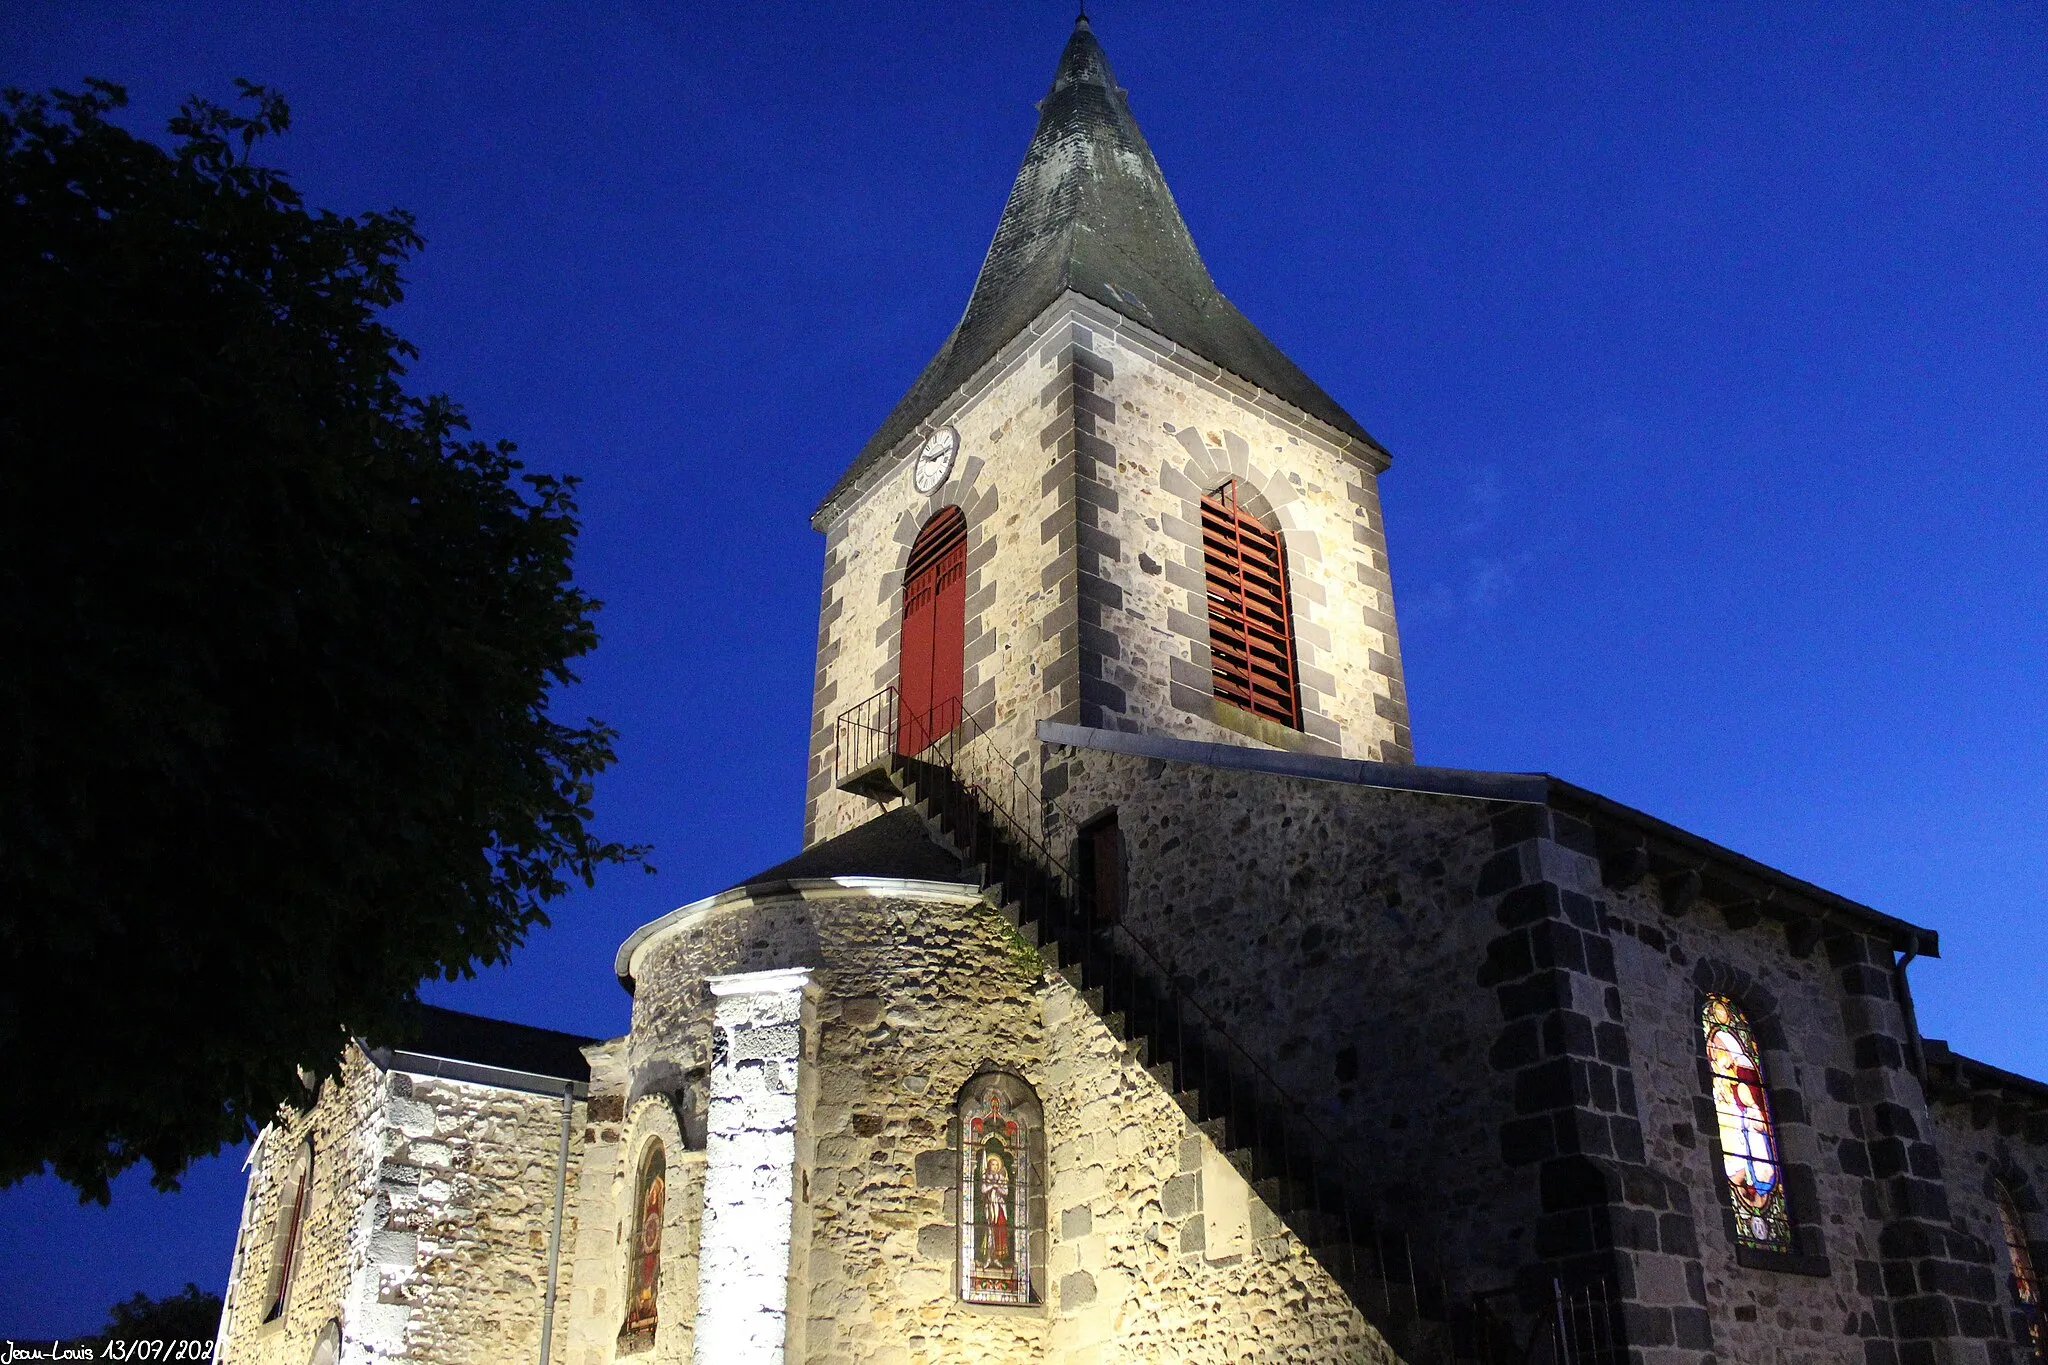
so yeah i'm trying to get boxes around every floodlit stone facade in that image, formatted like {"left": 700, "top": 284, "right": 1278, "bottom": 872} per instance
{"left": 218, "top": 1042, "right": 588, "bottom": 1365}
{"left": 219, "top": 14, "right": 2046, "bottom": 1365}
{"left": 803, "top": 296, "right": 1412, "bottom": 851}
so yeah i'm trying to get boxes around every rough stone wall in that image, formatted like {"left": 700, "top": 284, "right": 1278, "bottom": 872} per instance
{"left": 1607, "top": 875, "right": 1894, "bottom": 1361}
{"left": 620, "top": 879, "right": 1401, "bottom": 1364}
{"left": 803, "top": 305, "right": 1080, "bottom": 848}
{"left": 1927, "top": 1094, "right": 2048, "bottom": 1361}
{"left": 220, "top": 1050, "right": 586, "bottom": 1365}
{"left": 1043, "top": 296, "right": 1409, "bottom": 763}
{"left": 1603, "top": 853, "right": 2023, "bottom": 1365}
{"left": 1043, "top": 744, "right": 1721, "bottom": 1358}
{"left": 804, "top": 292, "right": 1412, "bottom": 848}
{"left": 564, "top": 1040, "right": 626, "bottom": 1365}
{"left": 1042, "top": 742, "right": 1525, "bottom": 1287}
{"left": 387, "top": 1073, "right": 584, "bottom": 1364}
{"left": 564, "top": 1039, "right": 712, "bottom": 1365}
{"left": 220, "top": 1051, "right": 385, "bottom": 1364}
{"left": 694, "top": 972, "right": 817, "bottom": 1363}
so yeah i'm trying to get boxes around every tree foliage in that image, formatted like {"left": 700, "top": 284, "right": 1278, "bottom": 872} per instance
{"left": 91, "top": 1284, "right": 224, "bottom": 1346}
{"left": 0, "top": 81, "right": 640, "bottom": 1199}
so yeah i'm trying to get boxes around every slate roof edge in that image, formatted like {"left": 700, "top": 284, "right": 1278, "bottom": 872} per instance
{"left": 613, "top": 875, "right": 990, "bottom": 989}
{"left": 349, "top": 1004, "right": 599, "bottom": 1096}
{"left": 360, "top": 1043, "right": 590, "bottom": 1099}
{"left": 1544, "top": 778, "right": 1940, "bottom": 957}
{"left": 1921, "top": 1039, "right": 2048, "bottom": 1109}
{"left": 1037, "top": 721, "right": 1545, "bottom": 802}
{"left": 1039, "top": 722, "right": 1939, "bottom": 956}
{"left": 812, "top": 300, "right": 1067, "bottom": 530}
{"left": 812, "top": 291, "right": 1390, "bottom": 530}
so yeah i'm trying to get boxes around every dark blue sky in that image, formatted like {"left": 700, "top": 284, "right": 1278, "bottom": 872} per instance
{"left": 5, "top": 0, "right": 2044, "bottom": 1338}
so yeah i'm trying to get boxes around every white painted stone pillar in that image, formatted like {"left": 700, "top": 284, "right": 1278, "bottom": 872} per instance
{"left": 692, "top": 967, "right": 818, "bottom": 1365}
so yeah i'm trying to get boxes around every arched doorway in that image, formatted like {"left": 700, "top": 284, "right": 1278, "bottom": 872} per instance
{"left": 899, "top": 506, "right": 967, "bottom": 755}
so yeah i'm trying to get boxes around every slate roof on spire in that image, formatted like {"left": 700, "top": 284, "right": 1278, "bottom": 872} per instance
{"left": 816, "top": 18, "right": 1381, "bottom": 519}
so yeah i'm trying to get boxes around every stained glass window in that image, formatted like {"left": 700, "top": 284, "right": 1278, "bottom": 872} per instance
{"left": 262, "top": 1140, "right": 314, "bottom": 1323}
{"left": 1701, "top": 995, "right": 1793, "bottom": 1253}
{"left": 1996, "top": 1181, "right": 2044, "bottom": 1362}
{"left": 958, "top": 1073, "right": 1042, "bottom": 1305}
{"left": 619, "top": 1143, "right": 665, "bottom": 1352}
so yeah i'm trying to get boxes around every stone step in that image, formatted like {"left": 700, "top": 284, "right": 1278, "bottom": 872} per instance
{"left": 888, "top": 753, "right": 1445, "bottom": 1345}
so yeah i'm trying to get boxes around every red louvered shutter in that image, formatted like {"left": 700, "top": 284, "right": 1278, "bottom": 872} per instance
{"left": 898, "top": 506, "right": 967, "bottom": 754}
{"left": 1201, "top": 481, "right": 1301, "bottom": 729}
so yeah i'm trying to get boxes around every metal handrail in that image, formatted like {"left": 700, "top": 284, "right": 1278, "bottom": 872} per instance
{"left": 1549, "top": 1277, "right": 1621, "bottom": 1364}
{"left": 835, "top": 687, "right": 1066, "bottom": 892}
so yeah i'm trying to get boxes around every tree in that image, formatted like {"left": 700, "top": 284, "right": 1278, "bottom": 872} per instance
{"left": 91, "top": 1284, "right": 223, "bottom": 1346}
{"left": 0, "top": 81, "right": 641, "bottom": 1200}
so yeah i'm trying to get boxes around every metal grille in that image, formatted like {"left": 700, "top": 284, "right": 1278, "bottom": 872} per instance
{"left": 1201, "top": 480, "right": 1301, "bottom": 729}
{"left": 1549, "top": 1278, "right": 1621, "bottom": 1365}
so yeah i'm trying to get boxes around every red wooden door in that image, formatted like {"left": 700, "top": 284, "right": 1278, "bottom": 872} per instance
{"left": 899, "top": 507, "right": 967, "bottom": 755}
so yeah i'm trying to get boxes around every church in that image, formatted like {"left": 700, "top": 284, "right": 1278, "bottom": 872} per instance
{"left": 212, "top": 17, "right": 2047, "bottom": 1365}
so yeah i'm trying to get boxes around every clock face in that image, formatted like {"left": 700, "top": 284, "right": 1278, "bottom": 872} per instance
{"left": 912, "top": 426, "right": 958, "bottom": 494}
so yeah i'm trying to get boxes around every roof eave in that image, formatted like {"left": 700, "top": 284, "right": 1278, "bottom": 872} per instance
{"left": 1035, "top": 722, "right": 1937, "bottom": 957}
{"left": 1921, "top": 1039, "right": 2048, "bottom": 1135}
{"left": 1548, "top": 778, "right": 1940, "bottom": 957}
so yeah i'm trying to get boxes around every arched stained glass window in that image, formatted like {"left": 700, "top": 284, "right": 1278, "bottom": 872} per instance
{"left": 619, "top": 1143, "right": 665, "bottom": 1353}
{"left": 958, "top": 1073, "right": 1043, "bottom": 1305}
{"left": 1701, "top": 995, "right": 1793, "bottom": 1253}
{"left": 261, "top": 1140, "right": 314, "bottom": 1323}
{"left": 1996, "top": 1181, "right": 2044, "bottom": 1362}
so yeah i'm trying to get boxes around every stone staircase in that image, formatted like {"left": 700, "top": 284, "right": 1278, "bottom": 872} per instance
{"left": 834, "top": 692, "right": 1527, "bottom": 1364}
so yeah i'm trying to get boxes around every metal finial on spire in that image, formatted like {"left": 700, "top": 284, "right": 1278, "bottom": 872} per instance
{"left": 1076, "top": 0, "right": 1089, "bottom": 27}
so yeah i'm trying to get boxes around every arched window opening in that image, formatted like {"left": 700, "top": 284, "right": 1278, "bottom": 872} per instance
{"left": 619, "top": 1143, "right": 666, "bottom": 1354}
{"left": 1201, "top": 480, "right": 1300, "bottom": 730}
{"left": 1996, "top": 1181, "right": 2044, "bottom": 1362}
{"left": 899, "top": 505, "right": 967, "bottom": 756}
{"left": 957, "top": 1072, "right": 1043, "bottom": 1306}
{"left": 307, "top": 1319, "right": 341, "bottom": 1365}
{"left": 1701, "top": 995, "right": 1793, "bottom": 1253}
{"left": 261, "top": 1140, "right": 314, "bottom": 1323}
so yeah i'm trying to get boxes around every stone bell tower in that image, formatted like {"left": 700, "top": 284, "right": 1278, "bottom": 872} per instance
{"left": 803, "top": 16, "right": 1411, "bottom": 845}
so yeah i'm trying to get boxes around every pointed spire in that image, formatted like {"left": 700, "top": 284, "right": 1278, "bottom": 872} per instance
{"left": 821, "top": 19, "right": 1378, "bottom": 516}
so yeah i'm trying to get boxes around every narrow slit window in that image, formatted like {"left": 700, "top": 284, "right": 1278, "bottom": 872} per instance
{"left": 1996, "top": 1181, "right": 2044, "bottom": 1362}
{"left": 261, "top": 1141, "right": 314, "bottom": 1323}
{"left": 1201, "top": 480, "right": 1301, "bottom": 729}
{"left": 958, "top": 1073, "right": 1043, "bottom": 1306}
{"left": 1701, "top": 995, "right": 1793, "bottom": 1253}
